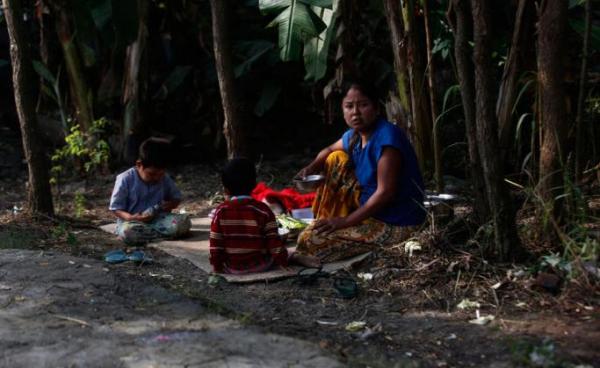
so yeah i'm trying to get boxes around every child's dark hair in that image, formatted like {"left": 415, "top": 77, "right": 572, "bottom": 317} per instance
{"left": 138, "top": 138, "right": 171, "bottom": 168}
{"left": 221, "top": 158, "right": 257, "bottom": 196}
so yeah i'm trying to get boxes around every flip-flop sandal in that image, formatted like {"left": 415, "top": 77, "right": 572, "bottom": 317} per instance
{"left": 295, "top": 267, "right": 330, "bottom": 285}
{"left": 128, "top": 250, "right": 154, "bottom": 264}
{"left": 333, "top": 277, "right": 358, "bottom": 299}
{"left": 104, "top": 249, "right": 128, "bottom": 264}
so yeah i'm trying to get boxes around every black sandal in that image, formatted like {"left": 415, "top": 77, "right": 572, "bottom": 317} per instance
{"left": 294, "top": 266, "right": 330, "bottom": 285}
{"left": 333, "top": 276, "right": 358, "bottom": 299}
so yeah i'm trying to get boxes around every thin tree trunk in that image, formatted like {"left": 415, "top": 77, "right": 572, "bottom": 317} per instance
{"left": 383, "top": 0, "right": 411, "bottom": 128}
{"left": 448, "top": 0, "right": 488, "bottom": 222}
{"left": 50, "top": 0, "right": 93, "bottom": 132}
{"left": 575, "top": 0, "right": 591, "bottom": 181}
{"left": 496, "top": 0, "right": 528, "bottom": 161}
{"left": 339, "top": 0, "right": 360, "bottom": 79}
{"left": 471, "top": 0, "right": 521, "bottom": 260}
{"left": 423, "top": 0, "right": 443, "bottom": 193}
{"left": 3, "top": 0, "right": 54, "bottom": 215}
{"left": 537, "top": 0, "right": 568, "bottom": 222}
{"left": 122, "top": 0, "right": 149, "bottom": 163}
{"left": 402, "top": 0, "right": 432, "bottom": 169}
{"left": 210, "top": 0, "right": 245, "bottom": 158}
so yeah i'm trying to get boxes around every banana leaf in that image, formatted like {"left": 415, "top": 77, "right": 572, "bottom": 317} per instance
{"left": 570, "top": 18, "right": 600, "bottom": 51}
{"left": 152, "top": 65, "right": 192, "bottom": 100}
{"left": 234, "top": 40, "right": 276, "bottom": 77}
{"left": 111, "top": 0, "right": 138, "bottom": 45}
{"left": 254, "top": 80, "right": 282, "bottom": 116}
{"left": 259, "top": 0, "right": 331, "bottom": 61}
{"left": 303, "top": 0, "right": 338, "bottom": 81}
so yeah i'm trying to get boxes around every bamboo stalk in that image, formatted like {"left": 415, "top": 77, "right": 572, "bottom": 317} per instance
{"left": 423, "top": 0, "right": 443, "bottom": 193}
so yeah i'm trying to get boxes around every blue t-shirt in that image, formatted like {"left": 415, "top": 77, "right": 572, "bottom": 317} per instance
{"left": 342, "top": 119, "right": 425, "bottom": 226}
{"left": 108, "top": 167, "right": 182, "bottom": 215}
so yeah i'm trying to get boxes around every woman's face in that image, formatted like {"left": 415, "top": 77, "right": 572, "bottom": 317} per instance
{"left": 342, "top": 87, "right": 379, "bottom": 132}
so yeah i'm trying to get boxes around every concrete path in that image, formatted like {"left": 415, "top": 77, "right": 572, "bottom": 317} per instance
{"left": 0, "top": 249, "right": 343, "bottom": 367}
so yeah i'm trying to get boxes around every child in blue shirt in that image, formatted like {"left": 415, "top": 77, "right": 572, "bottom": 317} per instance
{"left": 109, "top": 138, "right": 191, "bottom": 245}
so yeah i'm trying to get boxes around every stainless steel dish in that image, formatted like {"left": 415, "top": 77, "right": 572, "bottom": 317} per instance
{"left": 293, "top": 174, "right": 325, "bottom": 192}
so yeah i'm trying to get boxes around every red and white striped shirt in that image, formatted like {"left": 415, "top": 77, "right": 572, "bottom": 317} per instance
{"left": 209, "top": 197, "right": 288, "bottom": 273}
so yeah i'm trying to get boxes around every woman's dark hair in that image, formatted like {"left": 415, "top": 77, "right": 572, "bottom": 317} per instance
{"left": 340, "top": 79, "right": 382, "bottom": 168}
{"left": 138, "top": 138, "right": 172, "bottom": 168}
{"left": 340, "top": 79, "right": 380, "bottom": 106}
{"left": 221, "top": 157, "right": 257, "bottom": 196}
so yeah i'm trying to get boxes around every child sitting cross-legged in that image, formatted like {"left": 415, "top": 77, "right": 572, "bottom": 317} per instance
{"left": 210, "top": 158, "right": 319, "bottom": 274}
{"left": 109, "top": 138, "right": 191, "bottom": 246}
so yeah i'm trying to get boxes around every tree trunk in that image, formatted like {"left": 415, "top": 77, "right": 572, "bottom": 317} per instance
{"left": 448, "top": 0, "right": 488, "bottom": 222}
{"left": 50, "top": 0, "right": 93, "bottom": 133}
{"left": 402, "top": 0, "right": 433, "bottom": 170}
{"left": 382, "top": 0, "right": 411, "bottom": 128}
{"left": 422, "top": 0, "right": 443, "bottom": 193}
{"left": 4, "top": 0, "right": 54, "bottom": 215}
{"left": 575, "top": 0, "right": 591, "bottom": 181}
{"left": 210, "top": 0, "right": 246, "bottom": 158}
{"left": 471, "top": 0, "right": 521, "bottom": 260}
{"left": 537, "top": 0, "right": 568, "bottom": 222}
{"left": 338, "top": 0, "right": 360, "bottom": 80}
{"left": 496, "top": 0, "right": 529, "bottom": 161}
{"left": 122, "top": 0, "right": 149, "bottom": 163}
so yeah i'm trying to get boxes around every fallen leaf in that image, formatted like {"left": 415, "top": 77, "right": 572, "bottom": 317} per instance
{"left": 457, "top": 299, "right": 481, "bottom": 310}
{"left": 345, "top": 321, "right": 367, "bottom": 332}
{"left": 469, "top": 315, "right": 495, "bottom": 325}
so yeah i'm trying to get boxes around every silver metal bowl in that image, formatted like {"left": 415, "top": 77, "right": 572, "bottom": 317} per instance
{"left": 293, "top": 174, "right": 325, "bottom": 192}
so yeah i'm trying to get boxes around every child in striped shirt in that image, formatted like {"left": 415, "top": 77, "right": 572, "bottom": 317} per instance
{"left": 209, "top": 158, "right": 289, "bottom": 274}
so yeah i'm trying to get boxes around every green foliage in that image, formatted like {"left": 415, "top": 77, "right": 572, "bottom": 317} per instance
{"left": 254, "top": 80, "right": 283, "bottom": 116}
{"left": 234, "top": 40, "right": 276, "bottom": 77}
{"left": 518, "top": 161, "right": 599, "bottom": 276}
{"left": 259, "top": 0, "right": 332, "bottom": 62}
{"left": 32, "top": 61, "right": 68, "bottom": 130}
{"left": 569, "top": 18, "right": 600, "bottom": 51}
{"left": 50, "top": 223, "right": 79, "bottom": 247}
{"left": 74, "top": 192, "right": 87, "bottom": 218}
{"left": 51, "top": 118, "right": 111, "bottom": 183}
{"left": 303, "top": 0, "right": 338, "bottom": 81}
{"left": 538, "top": 253, "right": 573, "bottom": 275}
{"left": 153, "top": 66, "right": 193, "bottom": 99}
{"left": 0, "top": 229, "right": 37, "bottom": 249}
{"left": 510, "top": 338, "right": 558, "bottom": 368}
{"left": 432, "top": 38, "right": 451, "bottom": 60}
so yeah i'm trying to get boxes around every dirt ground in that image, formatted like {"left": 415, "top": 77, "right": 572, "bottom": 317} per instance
{"left": 1, "top": 161, "right": 599, "bottom": 367}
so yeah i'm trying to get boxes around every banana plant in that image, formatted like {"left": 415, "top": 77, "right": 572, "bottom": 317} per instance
{"left": 303, "top": 0, "right": 338, "bottom": 81}
{"left": 259, "top": 0, "right": 335, "bottom": 72}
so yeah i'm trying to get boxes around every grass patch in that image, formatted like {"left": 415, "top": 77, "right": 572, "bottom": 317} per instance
{"left": 0, "top": 228, "right": 39, "bottom": 249}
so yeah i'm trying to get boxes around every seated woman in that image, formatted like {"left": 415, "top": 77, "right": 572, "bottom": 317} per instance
{"left": 295, "top": 80, "right": 426, "bottom": 264}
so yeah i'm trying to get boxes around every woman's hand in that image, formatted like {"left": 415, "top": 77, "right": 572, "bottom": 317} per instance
{"left": 295, "top": 166, "right": 312, "bottom": 180}
{"left": 295, "top": 139, "right": 344, "bottom": 180}
{"left": 313, "top": 217, "right": 349, "bottom": 235}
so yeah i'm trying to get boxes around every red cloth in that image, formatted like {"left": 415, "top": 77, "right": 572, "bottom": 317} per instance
{"left": 209, "top": 197, "right": 288, "bottom": 273}
{"left": 251, "top": 182, "right": 315, "bottom": 211}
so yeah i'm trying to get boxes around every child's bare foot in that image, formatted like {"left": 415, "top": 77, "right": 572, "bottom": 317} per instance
{"left": 290, "top": 253, "right": 321, "bottom": 268}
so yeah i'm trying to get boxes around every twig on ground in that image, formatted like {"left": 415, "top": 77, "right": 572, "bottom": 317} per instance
{"left": 51, "top": 314, "right": 91, "bottom": 327}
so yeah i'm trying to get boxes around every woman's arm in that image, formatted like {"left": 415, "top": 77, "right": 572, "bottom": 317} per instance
{"left": 296, "top": 139, "right": 344, "bottom": 178}
{"left": 313, "top": 146, "right": 401, "bottom": 233}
